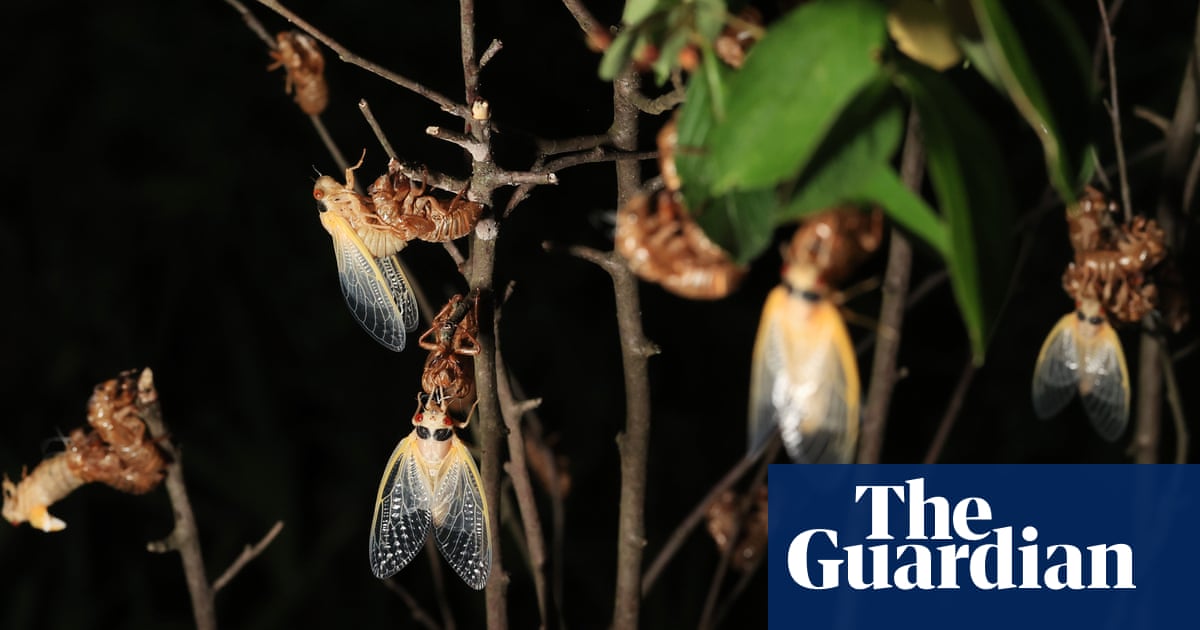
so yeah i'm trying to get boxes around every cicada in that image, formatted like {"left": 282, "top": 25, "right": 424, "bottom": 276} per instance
{"left": 268, "top": 31, "right": 328, "bottom": 115}
{"left": 368, "top": 159, "right": 484, "bottom": 244}
{"left": 369, "top": 392, "right": 491, "bottom": 589}
{"left": 747, "top": 210, "right": 882, "bottom": 463}
{"left": 1031, "top": 188, "right": 1166, "bottom": 440}
{"left": 1031, "top": 299, "right": 1130, "bottom": 441}
{"left": 314, "top": 157, "right": 419, "bottom": 351}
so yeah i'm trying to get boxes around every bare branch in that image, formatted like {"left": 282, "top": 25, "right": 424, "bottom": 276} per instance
{"left": 309, "top": 114, "right": 351, "bottom": 175}
{"left": 536, "top": 134, "right": 611, "bottom": 157}
{"left": 254, "top": 0, "right": 471, "bottom": 119}
{"left": 212, "top": 521, "right": 285, "bottom": 593}
{"left": 221, "top": 0, "right": 274, "bottom": 48}
{"left": 137, "top": 368, "right": 217, "bottom": 630}
{"left": 357, "top": 99, "right": 399, "bottom": 163}
{"left": 479, "top": 39, "right": 503, "bottom": 72}
{"left": 624, "top": 85, "right": 686, "bottom": 116}
{"left": 1158, "top": 337, "right": 1190, "bottom": 464}
{"left": 1097, "top": 0, "right": 1133, "bottom": 221}
{"left": 427, "top": 126, "right": 489, "bottom": 162}
{"left": 382, "top": 579, "right": 443, "bottom": 630}
{"left": 858, "top": 109, "right": 924, "bottom": 464}
{"left": 922, "top": 359, "right": 977, "bottom": 464}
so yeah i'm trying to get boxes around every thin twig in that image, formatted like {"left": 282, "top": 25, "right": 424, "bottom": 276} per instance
{"left": 1157, "top": 336, "right": 1190, "bottom": 464}
{"left": 383, "top": 579, "right": 443, "bottom": 630}
{"left": 137, "top": 369, "right": 217, "bottom": 630}
{"left": 428, "top": 126, "right": 490, "bottom": 162}
{"left": 624, "top": 86, "right": 687, "bottom": 116}
{"left": 255, "top": 0, "right": 471, "bottom": 119}
{"left": 536, "top": 134, "right": 611, "bottom": 157}
{"left": 696, "top": 442, "right": 773, "bottom": 630}
{"left": 479, "top": 39, "right": 504, "bottom": 71}
{"left": 496, "top": 287, "right": 551, "bottom": 628}
{"left": 425, "top": 536, "right": 457, "bottom": 630}
{"left": 1134, "top": 105, "right": 1172, "bottom": 133}
{"left": 212, "top": 521, "right": 285, "bottom": 593}
{"left": 560, "top": 0, "right": 602, "bottom": 36}
{"left": 858, "top": 109, "right": 924, "bottom": 464}
{"left": 708, "top": 553, "right": 764, "bottom": 629}
{"left": 641, "top": 437, "right": 775, "bottom": 595}
{"left": 1097, "top": 0, "right": 1133, "bottom": 221}
{"left": 310, "top": 114, "right": 350, "bottom": 175}
{"left": 358, "top": 99, "right": 399, "bottom": 162}
{"left": 922, "top": 359, "right": 977, "bottom": 464}
{"left": 221, "top": 0, "right": 274, "bottom": 47}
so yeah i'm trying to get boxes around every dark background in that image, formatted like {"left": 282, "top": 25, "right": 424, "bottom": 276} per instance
{"left": 0, "top": 1, "right": 1196, "bottom": 628}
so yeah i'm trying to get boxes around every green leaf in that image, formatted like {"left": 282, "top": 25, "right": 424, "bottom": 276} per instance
{"left": 702, "top": 0, "right": 889, "bottom": 194}
{"left": 899, "top": 61, "right": 1015, "bottom": 363}
{"left": 623, "top": 0, "right": 670, "bottom": 26}
{"left": 674, "top": 56, "right": 731, "bottom": 209}
{"left": 691, "top": 188, "right": 778, "bottom": 264}
{"left": 859, "top": 168, "right": 948, "bottom": 256}
{"left": 962, "top": 0, "right": 1093, "bottom": 202}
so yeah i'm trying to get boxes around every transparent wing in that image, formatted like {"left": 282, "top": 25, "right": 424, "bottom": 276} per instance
{"left": 1078, "top": 324, "right": 1130, "bottom": 441}
{"left": 369, "top": 435, "right": 432, "bottom": 579}
{"left": 430, "top": 436, "right": 492, "bottom": 590}
{"left": 322, "top": 213, "right": 411, "bottom": 350}
{"left": 377, "top": 254, "right": 420, "bottom": 333}
{"left": 749, "top": 287, "right": 860, "bottom": 464}
{"left": 1031, "top": 313, "right": 1081, "bottom": 420}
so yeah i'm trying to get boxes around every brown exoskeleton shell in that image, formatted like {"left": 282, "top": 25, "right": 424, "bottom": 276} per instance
{"left": 314, "top": 155, "right": 415, "bottom": 258}
{"left": 705, "top": 486, "right": 768, "bottom": 572}
{"left": 419, "top": 293, "right": 481, "bottom": 416}
{"left": 785, "top": 208, "right": 884, "bottom": 290}
{"left": 268, "top": 31, "right": 328, "bottom": 115}
{"left": 369, "top": 159, "right": 485, "bottom": 244}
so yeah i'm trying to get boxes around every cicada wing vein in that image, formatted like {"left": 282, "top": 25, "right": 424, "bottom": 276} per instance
{"left": 1031, "top": 313, "right": 1082, "bottom": 420}
{"left": 748, "top": 287, "right": 860, "bottom": 464}
{"left": 322, "top": 213, "right": 414, "bottom": 350}
{"left": 369, "top": 435, "right": 432, "bottom": 579}
{"left": 430, "top": 436, "right": 492, "bottom": 590}
{"left": 377, "top": 254, "right": 420, "bottom": 333}
{"left": 1077, "top": 323, "right": 1130, "bottom": 441}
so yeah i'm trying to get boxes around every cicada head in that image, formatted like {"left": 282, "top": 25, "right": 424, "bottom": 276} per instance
{"left": 2, "top": 475, "right": 18, "bottom": 525}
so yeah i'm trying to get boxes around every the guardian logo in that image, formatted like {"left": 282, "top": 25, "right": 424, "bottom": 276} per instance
{"left": 788, "top": 478, "right": 1135, "bottom": 591}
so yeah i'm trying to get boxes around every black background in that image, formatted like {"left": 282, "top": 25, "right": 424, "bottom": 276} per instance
{"left": 0, "top": 1, "right": 1196, "bottom": 628}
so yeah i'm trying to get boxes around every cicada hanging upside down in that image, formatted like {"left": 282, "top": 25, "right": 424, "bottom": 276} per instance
{"left": 267, "top": 31, "right": 328, "bottom": 116}
{"left": 314, "top": 155, "right": 419, "bottom": 351}
{"left": 1031, "top": 188, "right": 1166, "bottom": 440}
{"left": 748, "top": 209, "right": 882, "bottom": 463}
{"left": 369, "top": 392, "right": 491, "bottom": 589}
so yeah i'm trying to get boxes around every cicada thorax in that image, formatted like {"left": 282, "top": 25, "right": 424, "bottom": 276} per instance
{"left": 785, "top": 208, "right": 884, "bottom": 286}
{"left": 268, "top": 31, "right": 328, "bottom": 116}
{"left": 315, "top": 158, "right": 413, "bottom": 259}
{"left": 410, "top": 395, "right": 460, "bottom": 474}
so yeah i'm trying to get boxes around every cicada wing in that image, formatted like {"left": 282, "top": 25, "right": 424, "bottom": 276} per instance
{"left": 1077, "top": 323, "right": 1130, "bottom": 441}
{"left": 430, "top": 437, "right": 492, "bottom": 590}
{"left": 322, "top": 213, "right": 412, "bottom": 350}
{"left": 749, "top": 287, "right": 860, "bottom": 464}
{"left": 376, "top": 254, "right": 420, "bottom": 332}
{"left": 369, "top": 435, "right": 433, "bottom": 579}
{"left": 1031, "top": 313, "right": 1081, "bottom": 420}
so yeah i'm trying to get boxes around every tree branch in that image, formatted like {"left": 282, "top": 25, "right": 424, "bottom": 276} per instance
{"left": 254, "top": 0, "right": 471, "bottom": 119}
{"left": 1097, "top": 0, "right": 1133, "bottom": 221}
{"left": 858, "top": 109, "right": 924, "bottom": 464}
{"left": 212, "top": 520, "right": 285, "bottom": 593}
{"left": 137, "top": 368, "right": 217, "bottom": 630}
{"left": 922, "top": 358, "right": 977, "bottom": 464}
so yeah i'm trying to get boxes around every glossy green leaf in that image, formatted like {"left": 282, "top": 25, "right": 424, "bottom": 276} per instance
{"left": 961, "top": 0, "right": 1092, "bottom": 202}
{"left": 899, "top": 62, "right": 1015, "bottom": 363}
{"left": 674, "top": 56, "right": 730, "bottom": 210}
{"left": 690, "top": 188, "right": 778, "bottom": 264}
{"left": 702, "top": 0, "right": 888, "bottom": 194}
{"left": 623, "top": 0, "right": 669, "bottom": 26}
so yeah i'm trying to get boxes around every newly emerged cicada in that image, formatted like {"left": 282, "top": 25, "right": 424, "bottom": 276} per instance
{"left": 267, "top": 31, "right": 328, "bottom": 115}
{"left": 748, "top": 209, "right": 882, "bottom": 463}
{"left": 314, "top": 156, "right": 419, "bottom": 351}
{"left": 1031, "top": 188, "right": 1166, "bottom": 440}
{"left": 369, "top": 392, "right": 491, "bottom": 589}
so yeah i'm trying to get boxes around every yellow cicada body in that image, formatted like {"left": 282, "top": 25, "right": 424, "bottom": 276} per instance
{"left": 369, "top": 394, "right": 491, "bottom": 589}
{"left": 1032, "top": 299, "right": 1130, "bottom": 441}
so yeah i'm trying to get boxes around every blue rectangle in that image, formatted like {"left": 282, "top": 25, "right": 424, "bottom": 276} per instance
{"left": 768, "top": 465, "right": 1200, "bottom": 629}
